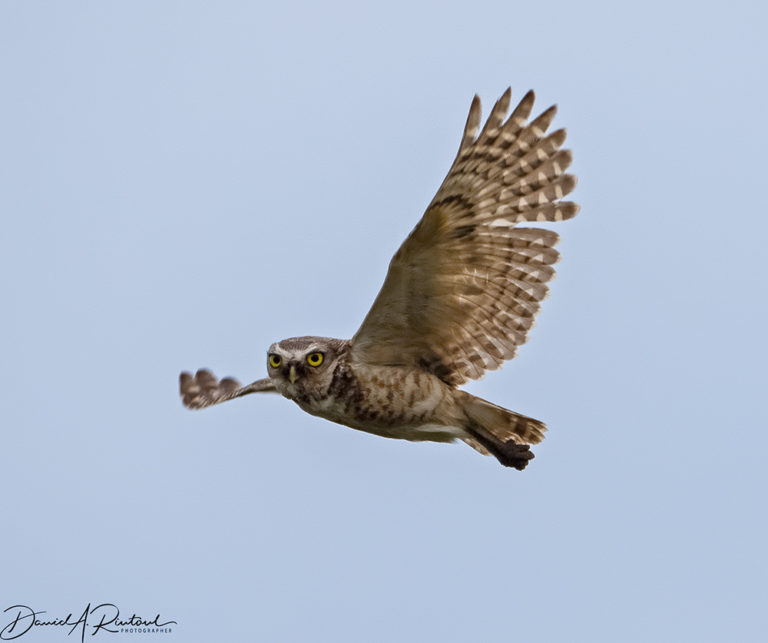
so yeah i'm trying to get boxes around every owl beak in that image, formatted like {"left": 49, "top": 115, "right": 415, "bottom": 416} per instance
{"left": 288, "top": 365, "right": 298, "bottom": 384}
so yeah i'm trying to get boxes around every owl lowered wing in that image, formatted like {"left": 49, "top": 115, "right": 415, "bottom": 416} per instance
{"left": 350, "top": 88, "right": 578, "bottom": 386}
{"left": 180, "top": 369, "right": 276, "bottom": 409}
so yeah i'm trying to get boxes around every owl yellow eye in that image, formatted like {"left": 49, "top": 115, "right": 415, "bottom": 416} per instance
{"left": 268, "top": 354, "right": 282, "bottom": 368}
{"left": 306, "top": 352, "right": 324, "bottom": 367}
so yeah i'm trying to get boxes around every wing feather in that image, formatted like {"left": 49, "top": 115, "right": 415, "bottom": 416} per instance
{"left": 180, "top": 369, "right": 277, "bottom": 409}
{"left": 350, "top": 89, "right": 578, "bottom": 385}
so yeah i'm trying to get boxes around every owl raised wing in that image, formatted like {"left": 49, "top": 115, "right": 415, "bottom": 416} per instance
{"left": 349, "top": 88, "right": 578, "bottom": 385}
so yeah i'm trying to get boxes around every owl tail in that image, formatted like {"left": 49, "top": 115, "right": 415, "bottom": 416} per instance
{"left": 459, "top": 392, "right": 547, "bottom": 470}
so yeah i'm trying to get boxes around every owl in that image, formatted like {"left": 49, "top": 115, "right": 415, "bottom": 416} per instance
{"left": 180, "top": 87, "right": 578, "bottom": 469}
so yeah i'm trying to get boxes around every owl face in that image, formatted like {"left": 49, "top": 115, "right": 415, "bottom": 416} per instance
{"left": 266, "top": 336, "right": 344, "bottom": 400}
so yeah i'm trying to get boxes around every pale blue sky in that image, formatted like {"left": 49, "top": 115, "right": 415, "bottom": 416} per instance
{"left": 2, "top": 1, "right": 766, "bottom": 641}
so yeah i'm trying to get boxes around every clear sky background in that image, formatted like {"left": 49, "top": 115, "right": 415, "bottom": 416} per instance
{"left": 2, "top": 2, "right": 766, "bottom": 642}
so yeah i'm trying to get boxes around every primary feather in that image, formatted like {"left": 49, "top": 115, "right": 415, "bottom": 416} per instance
{"left": 350, "top": 88, "right": 578, "bottom": 385}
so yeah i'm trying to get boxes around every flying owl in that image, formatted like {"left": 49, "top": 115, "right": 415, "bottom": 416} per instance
{"left": 180, "top": 87, "right": 578, "bottom": 470}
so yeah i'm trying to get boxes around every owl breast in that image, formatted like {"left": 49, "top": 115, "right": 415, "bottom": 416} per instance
{"left": 289, "top": 360, "right": 466, "bottom": 443}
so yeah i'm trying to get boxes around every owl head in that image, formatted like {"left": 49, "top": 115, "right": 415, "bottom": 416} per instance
{"left": 266, "top": 336, "right": 347, "bottom": 400}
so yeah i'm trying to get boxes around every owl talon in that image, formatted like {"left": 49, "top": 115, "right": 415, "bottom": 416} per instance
{"left": 482, "top": 439, "right": 534, "bottom": 470}
{"left": 497, "top": 442, "right": 534, "bottom": 470}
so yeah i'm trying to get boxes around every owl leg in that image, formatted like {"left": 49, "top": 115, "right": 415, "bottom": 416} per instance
{"left": 464, "top": 428, "right": 535, "bottom": 470}
{"left": 494, "top": 441, "right": 534, "bottom": 470}
{"left": 457, "top": 391, "right": 543, "bottom": 469}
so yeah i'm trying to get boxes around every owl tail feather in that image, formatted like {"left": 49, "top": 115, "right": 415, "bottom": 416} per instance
{"left": 459, "top": 393, "right": 547, "bottom": 470}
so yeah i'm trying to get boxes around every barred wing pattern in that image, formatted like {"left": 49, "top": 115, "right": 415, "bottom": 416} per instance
{"left": 180, "top": 369, "right": 276, "bottom": 409}
{"left": 350, "top": 88, "right": 578, "bottom": 386}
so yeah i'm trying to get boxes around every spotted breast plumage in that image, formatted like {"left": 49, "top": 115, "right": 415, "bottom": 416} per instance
{"left": 180, "top": 87, "right": 578, "bottom": 470}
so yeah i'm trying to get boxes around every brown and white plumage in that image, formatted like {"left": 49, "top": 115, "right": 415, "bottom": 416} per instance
{"left": 351, "top": 88, "right": 578, "bottom": 385}
{"left": 180, "top": 87, "right": 578, "bottom": 470}
{"left": 180, "top": 370, "right": 275, "bottom": 409}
